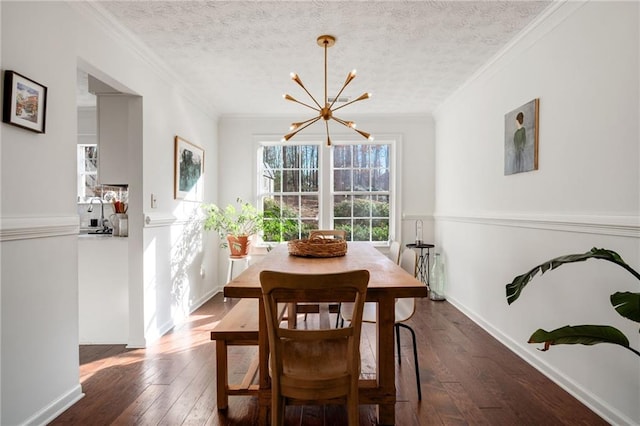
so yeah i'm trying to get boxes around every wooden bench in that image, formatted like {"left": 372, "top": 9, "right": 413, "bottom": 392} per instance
{"left": 210, "top": 298, "right": 286, "bottom": 410}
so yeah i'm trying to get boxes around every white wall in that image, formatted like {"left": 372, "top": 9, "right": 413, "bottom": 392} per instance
{"left": 434, "top": 2, "right": 639, "bottom": 424}
{"left": 217, "top": 115, "right": 435, "bottom": 285}
{"left": 1, "top": 2, "right": 219, "bottom": 424}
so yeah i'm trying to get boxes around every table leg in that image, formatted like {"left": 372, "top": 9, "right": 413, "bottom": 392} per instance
{"left": 377, "top": 295, "right": 396, "bottom": 425}
{"left": 258, "top": 299, "right": 270, "bottom": 425}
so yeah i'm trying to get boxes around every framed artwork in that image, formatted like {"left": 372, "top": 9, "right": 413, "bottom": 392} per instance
{"left": 504, "top": 98, "right": 539, "bottom": 175}
{"left": 174, "top": 135, "right": 204, "bottom": 201}
{"left": 2, "top": 71, "right": 48, "bottom": 133}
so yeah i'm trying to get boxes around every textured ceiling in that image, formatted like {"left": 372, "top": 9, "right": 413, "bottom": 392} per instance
{"left": 95, "top": 1, "right": 551, "bottom": 116}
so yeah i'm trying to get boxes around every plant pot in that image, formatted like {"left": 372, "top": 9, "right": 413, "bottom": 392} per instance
{"left": 227, "top": 235, "right": 250, "bottom": 258}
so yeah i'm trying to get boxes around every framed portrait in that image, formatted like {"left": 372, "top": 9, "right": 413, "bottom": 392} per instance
{"left": 504, "top": 98, "right": 539, "bottom": 175}
{"left": 174, "top": 135, "right": 204, "bottom": 201}
{"left": 2, "top": 71, "right": 48, "bottom": 133}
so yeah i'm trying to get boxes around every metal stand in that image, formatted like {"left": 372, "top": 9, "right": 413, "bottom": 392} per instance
{"left": 405, "top": 243, "right": 434, "bottom": 286}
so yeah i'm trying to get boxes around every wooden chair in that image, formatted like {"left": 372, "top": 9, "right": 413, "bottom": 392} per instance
{"left": 260, "top": 269, "right": 369, "bottom": 426}
{"left": 340, "top": 249, "right": 422, "bottom": 400}
{"left": 308, "top": 229, "right": 347, "bottom": 240}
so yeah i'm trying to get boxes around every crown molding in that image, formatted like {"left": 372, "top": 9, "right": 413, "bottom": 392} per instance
{"left": 68, "top": 1, "right": 219, "bottom": 118}
{"left": 435, "top": 0, "right": 587, "bottom": 118}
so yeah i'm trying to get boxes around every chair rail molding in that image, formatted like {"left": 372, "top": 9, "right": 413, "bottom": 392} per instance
{"left": 143, "top": 212, "right": 179, "bottom": 228}
{"left": 434, "top": 211, "right": 639, "bottom": 238}
{"left": 0, "top": 215, "right": 79, "bottom": 241}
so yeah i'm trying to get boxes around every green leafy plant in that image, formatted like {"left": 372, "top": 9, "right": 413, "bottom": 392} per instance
{"left": 506, "top": 247, "right": 640, "bottom": 357}
{"left": 203, "top": 198, "right": 298, "bottom": 248}
{"left": 202, "top": 199, "right": 264, "bottom": 248}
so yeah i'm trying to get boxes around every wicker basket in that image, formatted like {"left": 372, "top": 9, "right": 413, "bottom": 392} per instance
{"left": 288, "top": 237, "right": 348, "bottom": 258}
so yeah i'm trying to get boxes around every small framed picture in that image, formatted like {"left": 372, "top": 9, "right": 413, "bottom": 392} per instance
{"left": 2, "top": 71, "right": 48, "bottom": 133}
{"left": 504, "top": 98, "right": 539, "bottom": 175}
{"left": 174, "top": 135, "right": 205, "bottom": 201}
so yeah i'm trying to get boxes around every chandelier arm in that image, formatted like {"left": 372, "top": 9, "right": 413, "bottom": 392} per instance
{"left": 291, "top": 73, "right": 323, "bottom": 109}
{"left": 291, "top": 116, "right": 321, "bottom": 129}
{"left": 331, "top": 116, "right": 353, "bottom": 128}
{"left": 354, "top": 128, "right": 372, "bottom": 140}
{"left": 295, "top": 82, "right": 323, "bottom": 109}
{"left": 332, "top": 116, "right": 370, "bottom": 140}
{"left": 332, "top": 92, "right": 371, "bottom": 112}
{"left": 284, "top": 116, "right": 322, "bottom": 141}
{"left": 328, "top": 72, "right": 356, "bottom": 110}
{"left": 284, "top": 95, "right": 321, "bottom": 112}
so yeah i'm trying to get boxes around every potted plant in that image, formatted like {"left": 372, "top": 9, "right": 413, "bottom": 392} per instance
{"left": 506, "top": 247, "right": 640, "bottom": 357}
{"left": 203, "top": 198, "right": 299, "bottom": 257}
{"left": 203, "top": 198, "right": 264, "bottom": 258}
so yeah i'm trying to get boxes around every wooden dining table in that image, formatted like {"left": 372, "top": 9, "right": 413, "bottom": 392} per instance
{"left": 223, "top": 242, "right": 428, "bottom": 425}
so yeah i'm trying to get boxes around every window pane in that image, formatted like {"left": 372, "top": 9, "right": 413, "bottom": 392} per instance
{"left": 301, "top": 169, "right": 318, "bottom": 192}
{"left": 333, "top": 145, "right": 351, "bottom": 168}
{"left": 371, "top": 195, "right": 389, "bottom": 217}
{"left": 334, "top": 219, "right": 351, "bottom": 240}
{"left": 301, "top": 145, "right": 319, "bottom": 168}
{"left": 353, "top": 145, "right": 369, "bottom": 168}
{"left": 372, "top": 168, "right": 389, "bottom": 191}
{"left": 353, "top": 169, "right": 370, "bottom": 191}
{"left": 353, "top": 195, "right": 371, "bottom": 217}
{"left": 282, "top": 195, "right": 300, "bottom": 217}
{"left": 371, "top": 145, "right": 389, "bottom": 168}
{"left": 84, "top": 158, "right": 98, "bottom": 172}
{"left": 372, "top": 219, "right": 389, "bottom": 241}
{"left": 302, "top": 219, "right": 318, "bottom": 238}
{"left": 282, "top": 170, "right": 299, "bottom": 192}
{"left": 300, "top": 195, "right": 319, "bottom": 220}
{"left": 283, "top": 146, "right": 300, "bottom": 168}
{"left": 263, "top": 146, "right": 282, "bottom": 168}
{"left": 353, "top": 219, "right": 371, "bottom": 241}
{"left": 334, "top": 170, "right": 351, "bottom": 191}
{"left": 334, "top": 195, "right": 352, "bottom": 218}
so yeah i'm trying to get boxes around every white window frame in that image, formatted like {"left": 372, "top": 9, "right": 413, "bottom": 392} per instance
{"left": 329, "top": 139, "right": 395, "bottom": 245}
{"left": 77, "top": 144, "right": 98, "bottom": 202}
{"left": 256, "top": 135, "right": 398, "bottom": 247}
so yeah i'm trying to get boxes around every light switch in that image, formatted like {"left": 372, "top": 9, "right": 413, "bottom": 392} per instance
{"left": 151, "top": 193, "right": 158, "bottom": 208}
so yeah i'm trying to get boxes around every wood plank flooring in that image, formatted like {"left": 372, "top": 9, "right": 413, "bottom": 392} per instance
{"left": 51, "top": 294, "right": 606, "bottom": 425}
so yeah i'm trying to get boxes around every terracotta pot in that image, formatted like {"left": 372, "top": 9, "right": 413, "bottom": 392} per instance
{"left": 227, "top": 235, "right": 250, "bottom": 258}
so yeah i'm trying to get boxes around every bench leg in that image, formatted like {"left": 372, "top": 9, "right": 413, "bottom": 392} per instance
{"left": 216, "top": 340, "right": 229, "bottom": 410}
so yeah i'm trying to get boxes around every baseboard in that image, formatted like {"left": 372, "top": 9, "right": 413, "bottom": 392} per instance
{"left": 445, "top": 295, "right": 635, "bottom": 426}
{"left": 23, "top": 384, "right": 84, "bottom": 426}
{"left": 190, "top": 287, "right": 221, "bottom": 312}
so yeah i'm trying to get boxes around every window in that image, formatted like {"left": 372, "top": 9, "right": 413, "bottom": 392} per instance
{"left": 332, "top": 143, "right": 390, "bottom": 241}
{"left": 257, "top": 139, "right": 395, "bottom": 245}
{"left": 259, "top": 143, "right": 320, "bottom": 241}
{"left": 77, "top": 144, "right": 98, "bottom": 202}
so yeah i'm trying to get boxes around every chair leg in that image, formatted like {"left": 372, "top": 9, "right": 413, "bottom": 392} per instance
{"left": 396, "top": 322, "right": 422, "bottom": 401}
{"left": 272, "top": 391, "right": 284, "bottom": 426}
{"left": 335, "top": 302, "right": 342, "bottom": 328}
{"left": 395, "top": 323, "right": 402, "bottom": 365}
{"left": 347, "top": 390, "right": 358, "bottom": 426}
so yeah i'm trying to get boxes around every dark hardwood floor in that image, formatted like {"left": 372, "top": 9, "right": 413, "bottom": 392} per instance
{"left": 51, "top": 293, "right": 606, "bottom": 425}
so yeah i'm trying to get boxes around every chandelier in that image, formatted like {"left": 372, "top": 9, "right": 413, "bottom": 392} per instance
{"left": 283, "top": 35, "right": 372, "bottom": 146}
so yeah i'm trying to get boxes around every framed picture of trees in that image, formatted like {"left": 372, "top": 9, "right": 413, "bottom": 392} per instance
{"left": 174, "top": 135, "right": 204, "bottom": 201}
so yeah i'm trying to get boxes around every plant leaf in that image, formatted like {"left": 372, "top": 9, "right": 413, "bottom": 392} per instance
{"left": 506, "top": 247, "right": 640, "bottom": 305}
{"left": 528, "top": 325, "right": 630, "bottom": 351}
{"left": 610, "top": 292, "right": 640, "bottom": 323}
